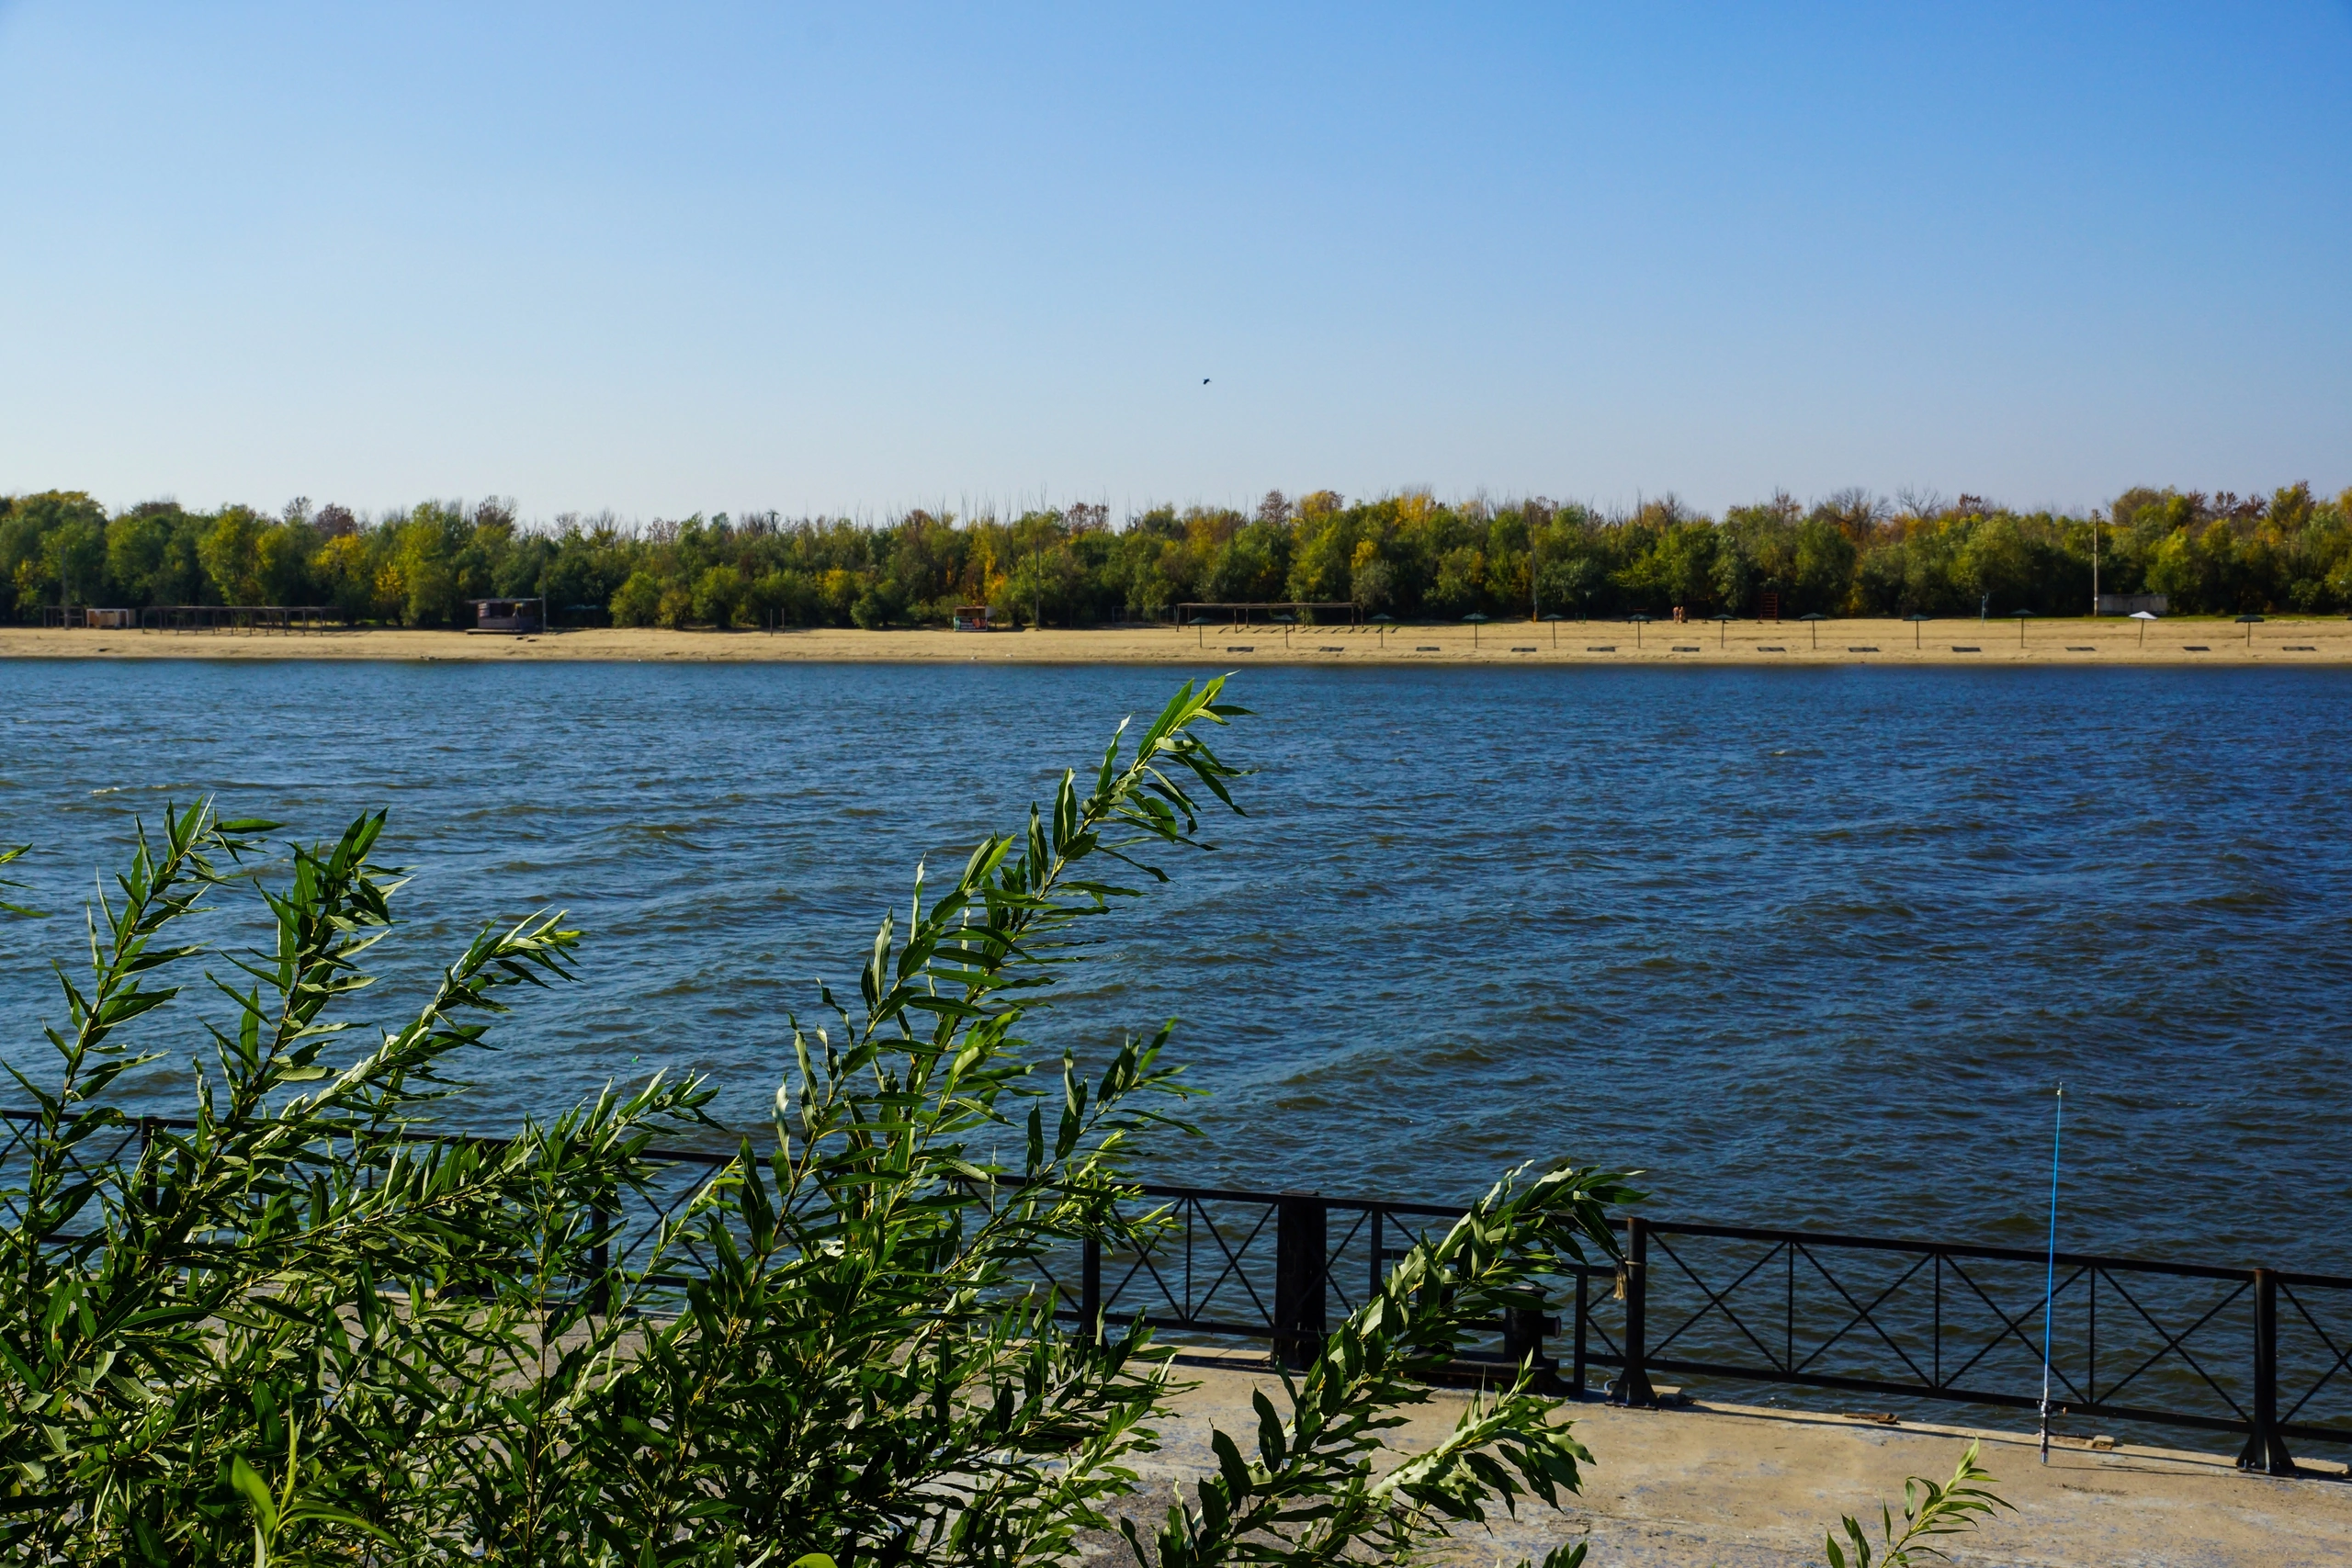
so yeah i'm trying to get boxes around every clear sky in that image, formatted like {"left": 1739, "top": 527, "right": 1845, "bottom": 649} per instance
{"left": 3, "top": 2, "right": 2347, "bottom": 523}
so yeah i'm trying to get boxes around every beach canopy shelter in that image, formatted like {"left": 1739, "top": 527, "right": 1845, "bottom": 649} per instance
{"left": 2131, "top": 608, "right": 2158, "bottom": 645}
{"left": 2010, "top": 608, "right": 2037, "bottom": 645}
{"left": 1463, "top": 611, "right": 1488, "bottom": 647}
{"left": 1712, "top": 611, "right": 1734, "bottom": 646}
{"left": 1542, "top": 611, "right": 1565, "bottom": 647}
{"left": 1799, "top": 610, "right": 1826, "bottom": 649}
{"left": 2237, "top": 612, "right": 2265, "bottom": 646}
{"left": 1905, "top": 612, "right": 1931, "bottom": 648}
{"left": 1626, "top": 611, "right": 1652, "bottom": 647}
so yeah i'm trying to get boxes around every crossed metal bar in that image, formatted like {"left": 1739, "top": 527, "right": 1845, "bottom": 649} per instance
{"left": 1619, "top": 1221, "right": 2334, "bottom": 1460}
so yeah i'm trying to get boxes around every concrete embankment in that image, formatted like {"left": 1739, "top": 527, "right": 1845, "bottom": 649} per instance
{"left": 1102, "top": 1351, "right": 2352, "bottom": 1568}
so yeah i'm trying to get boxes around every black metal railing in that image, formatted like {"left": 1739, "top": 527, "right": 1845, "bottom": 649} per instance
{"left": 1600, "top": 1215, "right": 2352, "bottom": 1474}
{"left": 6, "top": 1110, "right": 2347, "bottom": 1472}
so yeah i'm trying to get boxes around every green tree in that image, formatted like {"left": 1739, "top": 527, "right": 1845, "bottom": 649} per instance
{"left": 611, "top": 569, "right": 663, "bottom": 626}
{"left": 1792, "top": 517, "right": 1858, "bottom": 614}
{"left": 1284, "top": 513, "right": 1356, "bottom": 604}
{"left": 2, "top": 491, "right": 107, "bottom": 615}
{"left": 1205, "top": 521, "right": 1288, "bottom": 604}
{"left": 1533, "top": 555, "right": 1600, "bottom": 618}
{"left": 198, "top": 508, "right": 266, "bottom": 604}
{"left": 255, "top": 521, "right": 319, "bottom": 605}
{"left": 1426, "top": 545, "right": 1486, "bottom": 616}
{"left": 692, "top": 564, "right": 747, "bottom": 627}
{"left": 105, "top": 512, "right": 174, "bottom": 606}
{"left": 45, "top": 517, "right": 107, "bottom": 609}
{"left": 1954, "top": 515, "right": 2031, "bottom": 612}
{"left": 2144, "top": 526, "right": 2205, "bottom": 610}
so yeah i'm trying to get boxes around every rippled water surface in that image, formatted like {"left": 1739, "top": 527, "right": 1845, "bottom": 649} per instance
{"left": 5, "top": 659, "right": 2348, "bottom": 1269}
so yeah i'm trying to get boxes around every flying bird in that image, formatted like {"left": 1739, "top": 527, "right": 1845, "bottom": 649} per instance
{"left": 1202, "top": 378, "right": 1210, "bottom": 384}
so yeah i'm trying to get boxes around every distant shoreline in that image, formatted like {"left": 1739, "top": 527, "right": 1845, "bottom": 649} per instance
{"left": 4, "top": 619, "right": 2348, "bottom": 667}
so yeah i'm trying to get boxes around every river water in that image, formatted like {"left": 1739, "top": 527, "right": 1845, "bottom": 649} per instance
{"left": 4, "top": 659, "right": 2347, "bottom": 1271}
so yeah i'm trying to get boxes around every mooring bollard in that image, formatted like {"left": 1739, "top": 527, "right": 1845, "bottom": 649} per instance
{"left": 1273, "top": 1194, "right": 1328, "bottom": 1370}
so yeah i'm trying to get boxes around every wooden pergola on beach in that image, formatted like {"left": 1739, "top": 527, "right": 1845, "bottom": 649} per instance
{"left": 139, "top": 604, "right": 345, "bottom": 634}
{"left": 1173, "top": 601, "right": 1357, "bottom": 626}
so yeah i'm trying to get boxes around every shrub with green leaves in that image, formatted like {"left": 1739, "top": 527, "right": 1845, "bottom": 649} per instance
{"left": 0, "top": 677, "right": 2003, "bottom": 1567}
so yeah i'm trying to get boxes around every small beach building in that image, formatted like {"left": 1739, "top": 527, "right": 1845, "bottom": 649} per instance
{"left": 952, "top": 605, "right": 996, "bottom": 632}
{"left": 470, "top": 598, "right": 545, "bottom": 634}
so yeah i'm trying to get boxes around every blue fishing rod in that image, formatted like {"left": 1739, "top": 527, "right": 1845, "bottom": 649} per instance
{"left": 2040, "top": 1083, "right": 2064, "bottom": 1464}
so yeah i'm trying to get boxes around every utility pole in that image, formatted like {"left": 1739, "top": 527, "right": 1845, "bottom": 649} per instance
{"left": 2091, "top": 513, "right": 2100, "bottom": 617}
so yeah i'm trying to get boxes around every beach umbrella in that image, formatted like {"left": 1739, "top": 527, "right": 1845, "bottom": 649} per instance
{"left": 1187, "top": 614, "right": 1211, "bottom": 648}
{"left": 1799, "top": 611, "right": 1825, "bottom": 649}
{"left": 1627, "top": 611, "right": 1652, "bottom": 648}
{"left": 2010, "top": 608, "right": 2037, "bottom": 647}
{"left": 2130, "top": 608, "right": 2157, "bottom": 647}
{"left": 1273, "top": 611, "right": 1297, "bottom": 648}
{"left": 1464, "top": 611, "right": 1489, "bottom": 648}
{"left": 2236, "top": 612, "right": 2264, "bottom": 648}
{"left": 1905, "top": 612, "right": 1931, "bottom": 649}
{"left": 1542, "top": 611, "right": 1565, "bottom": 648}
{"left": 1712, "top": 611, "right": 1734, "bottom": 647}
{"left": 1371, "top": 612, "right": 1395, "bottom": 649}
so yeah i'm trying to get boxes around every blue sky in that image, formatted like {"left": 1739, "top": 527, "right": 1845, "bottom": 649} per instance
{"left": 3, "top": 2, "right": 2346, "bottom": 522}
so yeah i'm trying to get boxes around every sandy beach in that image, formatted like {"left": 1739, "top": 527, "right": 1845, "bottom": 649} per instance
{"left": 5, "top": 617, "right": 2349, "bottom": 667}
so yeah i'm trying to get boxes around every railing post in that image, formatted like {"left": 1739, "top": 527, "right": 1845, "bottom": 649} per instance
{"left": 1080, "top": 1235, "right": 1103, "bottom": 1348}
{"left": 1614, "top": 1216, "right": 1657, "bottom": 1407}
{"left": 137, "top": 1116, "right": 159, "bottom": 1212}
{"left": 2238, "top": 1268, "right": 2294, "bottom": 1474}
{"left": 1503, "top": 1303, "right": 1560, "bottom": 1395}
{"left": 587, "top": 1201, "right": 614, "bottom": 1317}
{"left": 1572, "top": 1267, "right": 1590, "bottom": 1399}
{"left": 1273, "top": 1194, "right": 1328, "bottom": 1371}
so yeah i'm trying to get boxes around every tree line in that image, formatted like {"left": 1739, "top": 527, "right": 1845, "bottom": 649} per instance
{"left": 5, "top": 482, "right": 2348, "bottom": 628}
